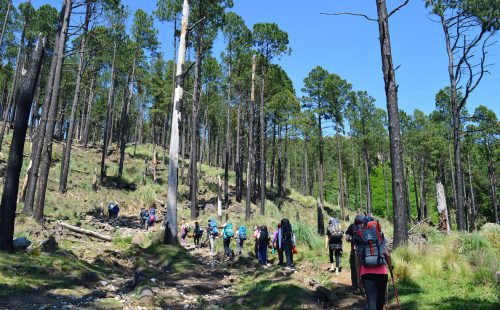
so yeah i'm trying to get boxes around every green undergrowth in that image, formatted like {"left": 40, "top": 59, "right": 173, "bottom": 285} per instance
{"left": 393, "top": 224, "right": 500, "bottom": 309}
{"left": 0, "top": 249, "right": 109, "bottom": 297}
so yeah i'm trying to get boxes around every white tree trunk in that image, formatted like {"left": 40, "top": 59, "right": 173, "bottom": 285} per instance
{"left": 165, "top": 0, "right": 190, "bottom": 245}
{"left": 436, "top": 182, "right": 450, "bottom": 234}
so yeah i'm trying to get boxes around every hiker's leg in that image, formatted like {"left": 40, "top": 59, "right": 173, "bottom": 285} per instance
{"left": 335, "top": 249, "right": 342, "bottom": 268}
{"left": 350, "top": 250, "right": 358, "bottom": 289}
{"left": 362, "top": 274, "right": 378, "bottom": 310}
{"left": 209, "top": 235, "right": 215, "bottom": 253}
{"left": 329, "top": 247, "right": 334, "bottom": 263}
{"left": 240, "top": 240, "right": 244, "bottom": 255}
{"left": 278, "top": 247, "right": 284, "bottom": 264}
{"left": 375, "top": 274, "right": 388, "bottom": 310}
{"left": 284, "top": 244, "right": 292, "bottom": 267}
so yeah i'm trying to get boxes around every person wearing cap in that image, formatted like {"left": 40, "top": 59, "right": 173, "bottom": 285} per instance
{"left": 346, "top": 214, "right": 365, "bottom": 293}
{"left": 272, "top": 223, "right": 283, "bottom": 265}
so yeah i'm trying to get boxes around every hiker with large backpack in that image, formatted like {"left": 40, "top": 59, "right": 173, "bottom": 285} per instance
{"left": 356, "top": 219, "right": 393, "bottom": 310}
{"left": 235, "top": 225, "right": 247, "bottom": 256}
{"left": 326, "top": 218, "right": 343, "bottom": 275}
{"left": 193, "top": 221, "right": 204, "bottom": 247}
{"left": 346, "top": 214, "right": 365, "bottom": 293}
{"left": 222, "top": 222, "right": 234, "bottom": 258}
{"left": 280, "top": 218, "right": 295, "bottom": 269}
{"left": 257, "top": 225, "right": 270, "bottom": 264}
{"left": 272, "top": 223, "right": 284, "bottom": 265}
{"left": 206, "top": 219, "right": 219, "bottom": 254}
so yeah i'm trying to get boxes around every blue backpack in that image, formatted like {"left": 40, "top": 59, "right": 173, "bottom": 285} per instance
{"left": 209, "top": 220, "right": 219, "bottom": 236}
{"left": 238, "top": 226, "right": 247, "bottom": 240}
{"left": 224, "top": 223, "right": 234, "bottom": 239}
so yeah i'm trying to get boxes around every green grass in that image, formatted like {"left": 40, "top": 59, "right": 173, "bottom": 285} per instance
{"left": 393, "top": 227, "right": 500, "bottom": 309}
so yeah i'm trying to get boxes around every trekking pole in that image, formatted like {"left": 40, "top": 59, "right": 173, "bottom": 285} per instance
{"left": 389, "top": 266, "right": 401, "bottom": 310}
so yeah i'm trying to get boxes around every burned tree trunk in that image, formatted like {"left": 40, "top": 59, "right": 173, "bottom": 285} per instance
{"left": 0, "top": 36, "right": 44, "bottom": 251}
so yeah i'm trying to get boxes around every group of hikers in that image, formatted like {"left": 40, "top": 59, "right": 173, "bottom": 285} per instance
{"left": 106, "top": 202, "right": 393, "bottom": 310}
{"left": 326, "top": 213, "right": 395, "bottom": 310}
{"left": 178, "top": 218, "right": 297, "bottom": 269}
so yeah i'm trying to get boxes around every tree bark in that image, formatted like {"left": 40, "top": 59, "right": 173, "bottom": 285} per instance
{"left": 32, "top": 1, "right": 72, "bottom": 223}
{"left": 189, "top": 20, "right": 204, "bottom": 220}
{"left": 259, "top": 63, "right": 266, "bottom": 214}
{"left": 317, "top": 198, "right": 325, "bottom": 236}
{"left": 318, "top": 115, "right": 324, "bottom": 204}
{"left": 118, "top": 55, "right": 136, "bottom": 186}
{"left": 467, "top": 152, "right": 476, "bottom": 229}
{"left": 485, "top": 143, "right": 498, "bottom": 224}
{"left": 381, "top": 149, "right": 390, "bottom": 219}
{"left": 335, "top": 125, "right": 345, "bottom": 219}
{"left": 271, "top": 122, "right": 276, "bottom": 190}
{"left": 376, "top": 0, "right": 408, "bottom": 246}
{"left": 100, "top": 41, "right": 117, "bottom": 182}
{"left": 82, "top": 77, "right": 94, "bottom": 147}
{"left": 0, "top": 0, "right": 11, "bottom": 56}
{"left": 59, "top": 1, "right": 91, "bottom": 193}
{"left": 235, "top": 98, "right": 242, "bottom": 202}
{"left": 246, "top": 55, "right": 256, "bottom": 222}
{"left": 0, "top": 36, "right": 44, "bottom": 252}
{"left": 164, "top": 0, "right": 189, "bottom": 245}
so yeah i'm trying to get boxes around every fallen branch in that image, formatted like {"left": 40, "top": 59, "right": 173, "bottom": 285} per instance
{"left": 155, "top": 198, "right": 165, "bottom": 206}
{"left": 59, "top": 221, "right": 112, "bottom": 242}
{"left": 408, "top": 218, "right": 431, "bottom": 234}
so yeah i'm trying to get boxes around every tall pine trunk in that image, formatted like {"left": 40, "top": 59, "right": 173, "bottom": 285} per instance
{"left": 165, "top": 0, "right": 189, "bottom": 245}
{"left": 246, "top": 55, "right": 256, "bottom": 221}
{"left": 335, "top": 124, "right": 344, "bottom": 219}
{"left": 318, "top": 115, "right": 324, "bottom": 204}
{"left": 0, "top": 36, "right": 44, "bottom": 251}
{"left": 82, "top": 77, "right": 95, "bottom": 147}
{"left": 376, "top": 0, "right": 408, "bottom": 246}
{"left": 118, "top": 55, "right": 136, "bottom": 186}
{"left": 100, "top": 41, "right": 117, "bottom": 182}
{"left": 33, "top": 0, "right": 72, "bottom": 224}
{"left": 189, "top": 15, "right": 204, "bottom": 220}
{"left": 59, "top": 1, "right": 91, "bottom": 192}
{"left": 259, "top": 63, "right": 266, "bottom": 214}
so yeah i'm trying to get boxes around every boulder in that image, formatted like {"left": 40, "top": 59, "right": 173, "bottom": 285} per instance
{"left": 205, "top": 204, "right": 216, "bottom": 213}
{"left": 481, "top": 223, "right": 500, "bottom": 232}
{"left": 13, "top": 237, "right": 31, "bottom": 251}
{"left": 131, "top": 232, "right": 147, "bottom": 246}
{"left": 136, "top": 287, "right": 155, "bottom": 307}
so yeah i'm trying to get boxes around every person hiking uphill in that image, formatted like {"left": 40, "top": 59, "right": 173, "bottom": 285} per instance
{"left": 346, "top": 214, "right": 365, "bottom": 292}
{"left": 235, "top": 225, "right": 247, "bottom": 256}
{"left": 279, "top": 218, "right": 295, "bottom": 269}
{"left": 207, "top": 219, "right": 219, "bottom": 254}
{"left": 252, "top": 226, "right": 261, "bottom": 259}
{"left": 179, "top": 219, "right": 188, "bottom": 246}
{"left": 325, "top": 217, "right": 343, "bottom": 275}
{"left": 193, "top": 221, "right": 203, "bottom": 247}
{"left": 355, "top": 218, "right": 393, "bottom": 310}
{"left": 272, "top": 223, "right": 283, "bottom": 265}
{"left": 222, "top": 222, "right": 234, "bottom": 258}
{"left": 257, "top": 225, "right": 270, "bottom": 265}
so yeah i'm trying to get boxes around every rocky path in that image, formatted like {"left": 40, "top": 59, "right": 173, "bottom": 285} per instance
{"left": 1, "top": 213, "right": 379, "bottom": 309}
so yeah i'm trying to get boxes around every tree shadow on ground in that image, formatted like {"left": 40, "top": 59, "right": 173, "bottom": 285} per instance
{"left": 100, "top": 175, "right": 137, "bottom": 191}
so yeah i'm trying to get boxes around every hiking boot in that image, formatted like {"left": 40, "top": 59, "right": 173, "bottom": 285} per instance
{"left": 335, "top": 268, "right": 339, "bottom": 276}
{"left": 329, "top": 264, "right": 335, "bottom": 271}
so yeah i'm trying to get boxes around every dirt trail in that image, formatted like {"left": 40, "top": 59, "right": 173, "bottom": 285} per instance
{"left": 1, "top": 213, "right": 375, "bottom": 309}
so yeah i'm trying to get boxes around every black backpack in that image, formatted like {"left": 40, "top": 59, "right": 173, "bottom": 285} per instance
{"left": 259, "top": 226, "right": 269, "bottom": 242}
{"left": 281, "top": 218, "right": 293, "bottom": 241}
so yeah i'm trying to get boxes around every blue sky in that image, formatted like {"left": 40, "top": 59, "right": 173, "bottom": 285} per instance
{"left": 30, "top": 0, "right": 499, "bottom": 116}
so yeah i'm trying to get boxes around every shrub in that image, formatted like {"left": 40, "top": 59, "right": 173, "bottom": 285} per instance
{"left": 458, "top": 232, "right": 490, "bottom": 255}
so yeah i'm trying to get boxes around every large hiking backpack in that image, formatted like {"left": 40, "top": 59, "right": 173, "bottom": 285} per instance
{"left": 328, "top": 218, "right": 343, "bottom": 242}
{"left": 209, "top": 220, "right": 219, "bottom": 236}
{"left": 357, "top": 221, "right": 386, "bottom": 267}
{"left": 259, "top": 226, "right": 269, "bottom": 242}
{"left": 224, "top": 223, "right": 234, "bottom": 239}
{"left": 148, "top": 208, "right": 156, "bottom": 225}
{"left": 194, "top": 226, "right": 203, "bottom": 237}
{"left": 281, "top": 218, "right": 293, "bottom": 242}
{"left": 238, "top": 226, "right": 247, "bottom": 240}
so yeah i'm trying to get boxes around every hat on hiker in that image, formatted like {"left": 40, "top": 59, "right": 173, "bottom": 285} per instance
{"left": 355, "top": 214, "right": 365, "bottom": 224}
